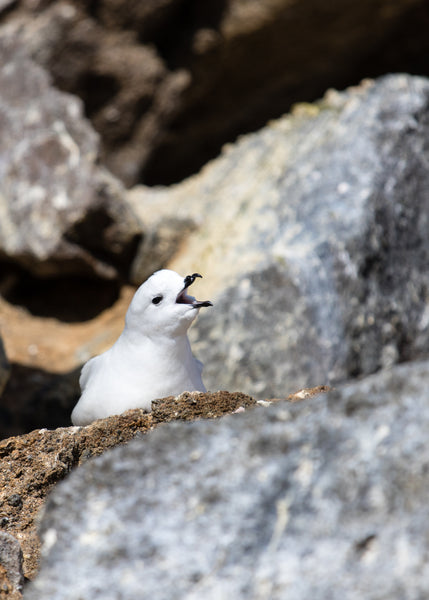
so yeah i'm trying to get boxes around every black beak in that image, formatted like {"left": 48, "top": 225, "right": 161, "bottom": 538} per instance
{"left": 177, "top": 273, "right": 213, "bottom": 308}
{"left": 184, "top": 273, "right": 202, "bottom": 289}
{"left": 193, "top": 300, "right": 213, "bottom": 308}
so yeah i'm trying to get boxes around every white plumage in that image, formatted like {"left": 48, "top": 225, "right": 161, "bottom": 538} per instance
{"left": 71, "top": 269, "right": 212, "bottom": 425}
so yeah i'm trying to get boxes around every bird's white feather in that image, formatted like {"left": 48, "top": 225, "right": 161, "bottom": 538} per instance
{"left": 71, "top": 269, "right": 212, "bottom": 425}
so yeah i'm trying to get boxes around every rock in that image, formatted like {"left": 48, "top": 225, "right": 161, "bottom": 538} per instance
{"left": 25, "top": 361, "right": 429, "bottom": 600}
{"left": 0, "top": 338, "right": 9, "bottom": 398}
{"left": 149, "top": 74, "right": 429, "bottom": 397}
{"left": 0, "top": 0, "right": 187, "bottom": 187}
{"left": 0, "top": 391, "right": 261, "bottom": 581}
{"left": 0, "top": 365, "right": 80, "bottom": 440}
{"left": 126, "top": 185, "right": 199, "bottom": 284}
{"left": 0, "top": 410, "right": 153, "bottom": 580}
{"left": 1, "top": 0, "right": 427, "bottom": 185}
{"left": 0, "top": 35, "right": 141, "bottom": 282}
{"left": 0, "top": 532, "right": 24, "bottom": 600}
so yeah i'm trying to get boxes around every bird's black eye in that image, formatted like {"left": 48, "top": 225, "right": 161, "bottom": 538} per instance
{"left": 152, "top": 295, "right": 163, "bottom": 305}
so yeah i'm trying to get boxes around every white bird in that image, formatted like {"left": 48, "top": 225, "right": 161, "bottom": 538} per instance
{"left": 71, "top": 269, "right": 213, "bottom": 426}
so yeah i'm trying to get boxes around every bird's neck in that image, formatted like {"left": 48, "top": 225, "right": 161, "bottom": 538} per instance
{"left": 120, "top": 326, "right": 191, "bottom": 355}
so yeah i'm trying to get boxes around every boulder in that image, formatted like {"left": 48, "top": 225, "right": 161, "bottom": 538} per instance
{"left": 26, "top": 360, "right": 429, "bottom": 599}
{"left": 1, "top": 0, "right": 427, "bottom": 185}
{"left": 0, "top": 391, "right": 260, "bottom": 581}
{"left": 126, "top": 185, "right": 199, "bottom": 283}
{"left": 137, "top": 73, "right": 429, "bottom": 397}
{"left": 0, "top": 35, "right": 141, "bottom": 281}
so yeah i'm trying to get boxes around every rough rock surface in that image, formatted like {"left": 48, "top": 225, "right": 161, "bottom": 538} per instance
{"left": 3, "top": 73, "right": 429, "bottom": 435}
{"left": 0, "top": 36, "right": 141, "bottom": 282}
{"left": 126, "top": 185, "right": 200, "bottom": 284}
{"left": 0, "top": 532, "right": 24, "bottom": 600}
{"left": 1, "top": 0, "right": 427, "bottom": 185}
{"left": 0, "top": 391, "right": 259, "bottom": 583}
{"left": 130, "top": 73, "right": 429, "bottom": 398}
{"left": 26, "top": 360, "right": 429, "bottom": 600}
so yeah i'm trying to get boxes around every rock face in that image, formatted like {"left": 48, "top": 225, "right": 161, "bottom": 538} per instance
{"left": 0, "top": 391, "right": 258, "bottom": 582}
{"left": 0, "top": 36, "right": 141, "bottom": 283}
{"left": 1, "top": 0, "right": 427, "bottom": 185}
{"left": 2, "top": 71, "right": 429, "bottom": 431}
{"left": 125, "top": 185, "right": 199, "bottom": 284}
{"left": 26, "top": 361, "right": 429, "bottom": 600}
{"left": 140, "top": 73, "right": 429, "bottom": 398}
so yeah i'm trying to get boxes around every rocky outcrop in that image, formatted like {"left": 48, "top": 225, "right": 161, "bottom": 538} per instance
{"left": 3, "top": 72, "right": 429, "bottom": 433}
{"left": 25, "top": 361, "right": 429, "bottom": 600}
{"left": 0, "top": 0, "right": 427, "bottom": 185}
{"left": 0, "top": 36, "right": 141, "bottom": 283}
{"left": 0, "top": 391, "right": 260, "bottom": 584}
{"left": 121, "top": 73, "right": 429, "bottom": 398}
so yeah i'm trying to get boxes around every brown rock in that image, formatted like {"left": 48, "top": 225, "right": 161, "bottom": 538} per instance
{"left": 0, "top": 564, "right": 22, "bottom": 600}
{"left": 0, "top": 391, "right": 259, "bottom": 582}
{"left": 151, "top": 390, "right": 257, "bottom": 422}
{"left": 0, "top": 386, "right": 329, "bottom": 597}
{"left": 0, "top": 410, "right": 153, "bottom": 581}
{"left": 286, "top": 385, "right": 332, "bottom": 403}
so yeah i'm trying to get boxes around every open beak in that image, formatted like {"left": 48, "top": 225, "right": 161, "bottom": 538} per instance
{"left": 176, "top": 273, "right": 213, "bottom": 308}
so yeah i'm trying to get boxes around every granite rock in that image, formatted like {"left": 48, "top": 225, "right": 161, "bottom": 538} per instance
{"left": 26, "top": 361, "right": 429, "bottom": 600}
{"left": 0, "top": 532, "right": 24, "bottom": 600}
{"left": 0, "top": 391, "right": 259, "bottom": 581}
{"left": 0, "top": 35, "right": 141, "bottom": 281}
{"left": 1, "top": 0, "right": 426, "bottom": 185}
{"left": 157, "top": 74, "right": 429, "bottom": 397}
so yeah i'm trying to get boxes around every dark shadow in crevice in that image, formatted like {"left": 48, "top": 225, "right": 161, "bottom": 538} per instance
{"left": 152, "top": 0, "right": 228, "bottom": 70}
{"left": 0, "top": 363, "right": 81, "bottom": 440}
{"left": 79, "top": 72, "right": 120, "bottom": 119}
{"left": 0, "top": 266, "right": 120, "bottom": 323}
{"left": 64, "top": 207, "right": 143, "bottom": 283}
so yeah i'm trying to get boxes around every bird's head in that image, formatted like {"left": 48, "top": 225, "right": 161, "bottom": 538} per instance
{"left": 125, "top": 269, "right": 213, "bottom": 338}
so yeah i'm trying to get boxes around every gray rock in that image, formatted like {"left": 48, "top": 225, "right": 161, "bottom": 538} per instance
{"left": 0, "top": 532, "right": 24, "bottom": 593}
{"left": 126, "top": 185, "right": 199, "bottom": 283}
{"left": 1, "top": 0, "right": 425, "bottom": 186}
{"left": 0, "top": 36, "right": 141, "bottom": 280}
{"left": 27, "top": 359, "right": 429, "bottom": 599}
{"left": 157, "top": 74, "right": 429, "bottom": 397}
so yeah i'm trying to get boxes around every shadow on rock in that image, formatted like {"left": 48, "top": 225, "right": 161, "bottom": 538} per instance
{"left": 0, "top": 267, "right": 121, "bottom": 323}
{"left": 0, "top": 364, "right": 80, "bottom": 439}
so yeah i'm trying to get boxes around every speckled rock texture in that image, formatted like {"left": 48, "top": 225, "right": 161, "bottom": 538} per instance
{"left": 25, "top": 362, "right": 429, "bottom": 600}
{"left": 132, "top": 73, "right": 429, "bottom": 398}
{"left": 0, "top": 0, "right": 427, "bottom": 185}
{"left": 0, "top": 532, "right": 24, "bottom": 600}
{"left": 0, "top": 391, "right": 260, "bottom": 586}
{"left": 0, "top": 36, "right": 141, "bottom": 281}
